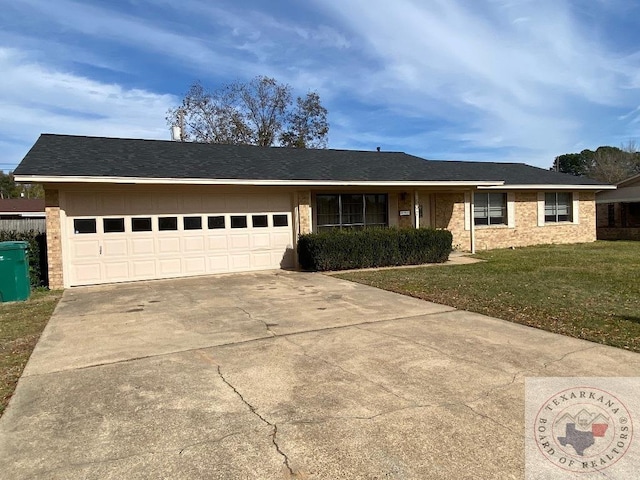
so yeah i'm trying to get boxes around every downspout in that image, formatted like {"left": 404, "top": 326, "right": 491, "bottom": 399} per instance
{"left": 414, "top": 190, "right": 420, "bottom": 229}
{"left": 470, "top": 189, "right": 476, "bottom": 254}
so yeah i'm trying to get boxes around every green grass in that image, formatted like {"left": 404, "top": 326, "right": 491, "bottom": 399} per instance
{"left": 0, "top": 289, "right": 62, "bottom": 416}
{"left": 336, "top": 241, "right": 640, "bottom": 352}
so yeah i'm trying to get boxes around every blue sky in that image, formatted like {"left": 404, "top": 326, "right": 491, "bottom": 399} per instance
{"left": 1, "top": 0, "right": 640, "bottom": 172}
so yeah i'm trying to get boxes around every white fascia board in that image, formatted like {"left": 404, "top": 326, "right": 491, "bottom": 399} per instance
{"left": 477, "top": 184, "right": 616, "bottom": 191}
{"left": 13, "top": 175, "right": 504, "bottom": 188}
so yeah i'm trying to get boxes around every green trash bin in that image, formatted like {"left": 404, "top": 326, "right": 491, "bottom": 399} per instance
{"left": 0, "top": 241, "right": 31, "bottom": 302}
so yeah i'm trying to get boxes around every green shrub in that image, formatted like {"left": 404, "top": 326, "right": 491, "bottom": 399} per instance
{"left": 298, "top": 227, "right": 453, "bottom": 271}
{"left": 0, "top": 230, "right": 47, "bottom": 287}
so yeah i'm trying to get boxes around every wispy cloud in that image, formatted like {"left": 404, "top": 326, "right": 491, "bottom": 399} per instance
{"left": 1, "top": 0, "right": 639, "bottom": 170}
{"left": 0, "top": 48, "right": 176, "bottom": 169}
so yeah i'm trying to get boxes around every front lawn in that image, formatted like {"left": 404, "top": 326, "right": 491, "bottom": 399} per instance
{"left": 336, "top": 241, "right": 640, "bottom": 352}
{"left": 0, "top": 290, "right": 62, "bottom": 416}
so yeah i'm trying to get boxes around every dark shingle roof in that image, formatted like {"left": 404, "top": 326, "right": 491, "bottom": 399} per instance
{"left": 0, "top": 199, "right": 45, "bottom": 213}
{"left": 14, "top": 134, "right": 606, "bottom": 186}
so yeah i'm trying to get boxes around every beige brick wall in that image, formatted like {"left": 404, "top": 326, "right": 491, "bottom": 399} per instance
{"left": 475, "top": 192, "right": 596, "bottom": 250}
{"left": 434, "top": 193, "right": 470, "bottom": 250}
{"left": 297, "top": 190, "right": 312, "bottom": 234}
{"left": 45, "top": 189, "right": 64, "bottom": 290}
{"left": 434, "top": 191, "right": 597, "bottom": 251}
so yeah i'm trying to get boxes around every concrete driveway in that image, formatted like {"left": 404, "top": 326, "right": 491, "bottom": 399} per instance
{"left": 1, "top": 271, "right": 639, "bottom": 479}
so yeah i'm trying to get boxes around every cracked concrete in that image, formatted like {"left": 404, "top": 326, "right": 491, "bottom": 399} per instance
{"left": 1, "top": 270, "right": 640, "bottom": 479}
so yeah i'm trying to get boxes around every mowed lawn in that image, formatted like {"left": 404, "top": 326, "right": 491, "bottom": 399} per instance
{"left": 336, "top": 241, "right": 640, "bottom": 353}
{"left": 0, "top": 290, "right": 62, "bottom": 416}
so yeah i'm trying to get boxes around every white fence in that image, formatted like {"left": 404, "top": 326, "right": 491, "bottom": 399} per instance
{"left": 0, "top": 218, "right": 46, "bottom": 233}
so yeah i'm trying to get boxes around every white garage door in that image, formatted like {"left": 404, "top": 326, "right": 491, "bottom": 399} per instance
{"left": 64, "top": 191, "right": 295, "bottom": 286}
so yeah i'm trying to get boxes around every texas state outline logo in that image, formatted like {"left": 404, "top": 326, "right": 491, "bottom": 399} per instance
{"left": 533, "top": 385, "right": 633, "bottom": 473}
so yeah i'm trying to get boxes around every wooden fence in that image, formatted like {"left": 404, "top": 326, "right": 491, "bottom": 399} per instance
{"left": 0, "top": 218, "right": 46, "bottom": 233}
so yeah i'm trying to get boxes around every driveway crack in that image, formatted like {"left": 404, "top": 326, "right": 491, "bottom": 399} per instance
{"left": 237, "top": 307, "right": 276, "bottom": 337}
{"left": 217, "top": 366, "right": 293, "bottom": 475}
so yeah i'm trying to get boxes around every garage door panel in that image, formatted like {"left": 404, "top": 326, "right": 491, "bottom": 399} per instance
{"left": 230, "top": 254, "right": 251, "bottom": 270}
{"left": 158, "top": 237, "right": 181, "bottom": 253}
{"left": 72, "top": 264, "right": 102, "bottom": 284}
{"left": 66, "top": 192, "right": 294, "bottom": 286}
{"left": 131, "top": 238, "right": 155, "bottom": 255}
{"left": 251, "top": 232, "right": 271, "bottom": 248}
{"left": 183, "top": 236, "right": 205, "bottom": 252}
{"left": 158, "top": 258, "right": 182, "bottom": 275}
{"left": 72, "top": 239, "right": 99, "bottom": 259}
{"left": 103, "top": 238, "right": 128, "bottom": 256}
{"left": 132, "top": 260, "right": 156, "bottom": 277}
{"left": 208, "top": 255, "right": 229, "bottom": 272}
{"left": 104, "top": 262, "right": 129, "bottom": 281}
{"left": 229, "top": 234, "right": 250, "bottom": 250}
{"left": 184, "top": 256, "right": 206, "bottom": 273}
{"left": 208, "top": 236, "right": 228, "bottom": 251}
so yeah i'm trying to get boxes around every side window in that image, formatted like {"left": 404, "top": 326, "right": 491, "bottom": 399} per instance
{"left": 131, "top": 217, "right": 152, "bottom": 232}
{"left": 252, "top": 215, "right": 268, "bottom": 228}
{"left": 230, "top": 216, "right": 248, "bottom": 229}
{"left": 103, "top": 218, "right": 125, "bottom": 233}
{"left": 183, "top": 216, "right": 202, "bottom": 230}
{"left": 208, "top": 216, "right": 225, "bottom": 229}
{"left": 74, "top": 218, "right": 96, "bottom": 234}
{"left": 158, "top": 217, "right": 178, "bottom": 231}
{"left": 273, "top": 214, "right": 288, "bottom": 227}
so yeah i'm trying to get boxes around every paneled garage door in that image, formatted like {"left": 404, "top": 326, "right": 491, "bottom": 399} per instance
{"left": 64, "top": 191, "right": 295, "bottom": 286}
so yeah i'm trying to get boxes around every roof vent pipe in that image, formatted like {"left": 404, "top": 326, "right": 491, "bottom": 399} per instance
{"left": 171, "top": 125, "right": 182, "bottom": 142}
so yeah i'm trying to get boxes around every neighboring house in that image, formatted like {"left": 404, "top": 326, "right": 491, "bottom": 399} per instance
{"left": 596, "top": 173, "right": 640, "bottom": 240}
{"left": 0, "top": 198, "right": 45, "bottom": 219}
{"left": 0, "top": 198, "right": 46, "bottom": 233}
{"left": 14, "top": 134, "right": 612, "bottom": 289}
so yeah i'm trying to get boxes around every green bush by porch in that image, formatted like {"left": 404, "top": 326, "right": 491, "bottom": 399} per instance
{"left": 297, "top": 228, "right": 453, "bottom": 271}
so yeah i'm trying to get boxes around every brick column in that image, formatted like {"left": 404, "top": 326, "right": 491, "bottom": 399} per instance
{"left": 297, "top": 190, "right": 312, "bottom": 234}
{"left": 45, "top": 189, "right": 64, "bottom": 289}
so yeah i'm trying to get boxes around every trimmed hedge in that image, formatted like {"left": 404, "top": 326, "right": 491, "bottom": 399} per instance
{"left": 298, "top": 227, "right": 453, "bottom": 271}
{"left": 0, "top": 230, "right": 47, "bottom": 288}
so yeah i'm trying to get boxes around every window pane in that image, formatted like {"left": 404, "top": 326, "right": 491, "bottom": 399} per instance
{"left": 131, "top": 217, "right": 152, "bottom": 232}
{"left": 317, "top": 194, "right": 340, "bottom": 226}
{"left": 230, "top": 216, "right": 247, "bottom": 228}
{"left": 365, "top": 194, "right": 388, "bottom": 226}
{"left": 103, "top": 218, "right": 125, "bottom": 233}
{"left": 183, "top": 216, "right": 202, "bottom": 230}
{"left": 74, "top": 218, "right": 96, "bottom": 234}
{"left": 252, "top": 215, "right": 268, "bottom": 228}
{"left": 158, "top": 217, "right": 178, "bottom": 231}
{"left": 208, "top": 216, "right": 225, "bottom": 229}
{"left": 341, "top": 194, "right": 364, "bottom": 225}
{"left": 273, "top": 214, "right": 288, "bottom": 227}
{"left": 474, "top": 193, "right": 488, "bottom": 225}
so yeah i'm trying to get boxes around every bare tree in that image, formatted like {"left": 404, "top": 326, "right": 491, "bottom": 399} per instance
{"left": 167, "top": 76, "right": 329, "bottom": 148}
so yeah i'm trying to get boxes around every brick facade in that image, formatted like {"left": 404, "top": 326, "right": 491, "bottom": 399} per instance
{"left": 297, "top": 190, "right": 312, "bottom": 235}
{"left": 433, "top": 191, "right": 596, "bottom": 251}
{"left": 44, "top": 189, "right": 64, "bottom": 289}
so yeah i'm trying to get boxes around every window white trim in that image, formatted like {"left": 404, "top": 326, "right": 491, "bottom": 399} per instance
{"left": 507, "top": 192, "right": 516, "bottom": 228}
{"left": 572, "top": 192, "right": 580, "bottom": 224}
{"left": 537, "top": 192, "right": 545, "bottom": 226}
{"left": 464, "top": 192, "right": 471, "bottom": 231}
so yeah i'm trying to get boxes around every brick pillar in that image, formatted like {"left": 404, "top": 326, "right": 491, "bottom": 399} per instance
{"left": 297, "top": 190, "right": 312, "bottom": 234}
{"left": 45, "top": 189, "right": 64, "bottom": 289}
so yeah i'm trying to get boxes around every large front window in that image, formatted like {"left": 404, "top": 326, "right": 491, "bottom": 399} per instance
{"left": 545, "top": 192, "right": 572, "bottom": 223}
{"left": 474, "top": 193, "right": 506, "bottom": 226}
{"left": 316, "top": 194, "right": 388, "bottom": 231}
